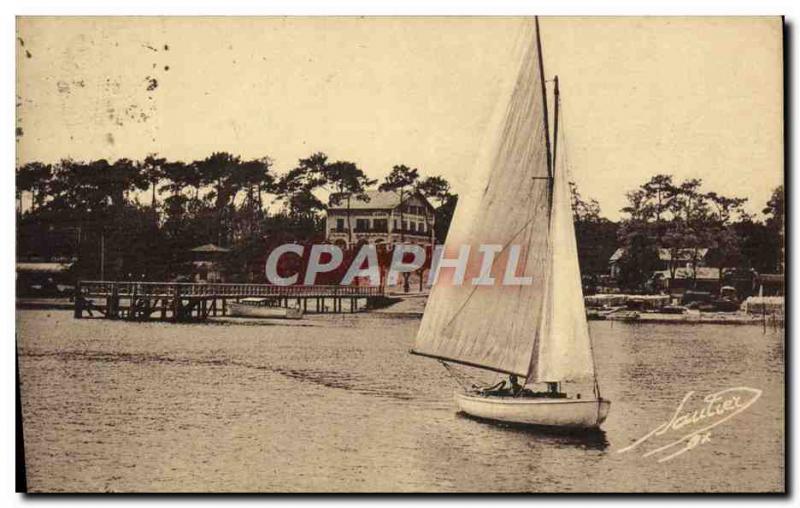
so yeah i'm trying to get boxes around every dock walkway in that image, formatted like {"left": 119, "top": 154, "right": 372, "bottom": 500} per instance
{"left": 74, "top": 281, "right": 384, "bottom": 322}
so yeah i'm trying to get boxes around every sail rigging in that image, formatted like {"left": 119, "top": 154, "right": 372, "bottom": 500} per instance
{"left": 412, "top": 18, "right": 598, "bottom": 387}
{"left": 412, "top": 20, "right": 552, "bottom": 377}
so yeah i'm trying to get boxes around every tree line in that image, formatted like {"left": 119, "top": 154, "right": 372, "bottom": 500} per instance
{"left": 17, "top": 153, "right": 782, "bottom": 290}
{"left": 16, "top": 152, "right": 458, "bottom": 282}
{"left": 570, "top": 174, "right": 784, "bottom": 292}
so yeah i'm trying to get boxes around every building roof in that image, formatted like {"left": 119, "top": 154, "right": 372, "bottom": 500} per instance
{"left": 327, "top": 190, "right": 433, "bottom": 211}
{"left": 190, "top": 243, "right": 230, "bottom": 253}
{"left": 16, "top": 262, "right": 73, "bottom": 273}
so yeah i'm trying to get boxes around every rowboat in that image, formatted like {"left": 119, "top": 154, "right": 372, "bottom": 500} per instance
{"left": 228, "top": 297, "right": 303, "bottom": 319}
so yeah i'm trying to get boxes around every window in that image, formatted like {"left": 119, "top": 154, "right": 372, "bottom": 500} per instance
{"left": 374, "top": 219, "right": 388, "bottom": 232}
{"left": 356, "top": 218, "right": 369, "bottom": 231}
{"left": 336, "top": 218, "right": 345, "bottom": 231}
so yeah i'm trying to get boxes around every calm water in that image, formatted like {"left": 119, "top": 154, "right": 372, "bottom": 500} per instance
{"left": 17, "top": 310, "right": 784, "bottom": 492}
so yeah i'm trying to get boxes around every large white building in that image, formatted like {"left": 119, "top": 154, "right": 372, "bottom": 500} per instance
{"left": 324, "top": 190, "right": 435, "bottom": 249}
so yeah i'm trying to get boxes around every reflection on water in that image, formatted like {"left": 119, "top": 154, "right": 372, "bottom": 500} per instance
{"left": 17, "top": 311, "right": 784, "bottom": 492}
{"left": 456, "top": 412, "right": 610, "bottom": 451}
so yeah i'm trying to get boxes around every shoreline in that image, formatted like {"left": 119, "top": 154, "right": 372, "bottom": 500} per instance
{"left": 603, "top": 312, "right": 777, "bottom": 326}
{"left": 15, "top": 297, "right": 780, "bottom": 326}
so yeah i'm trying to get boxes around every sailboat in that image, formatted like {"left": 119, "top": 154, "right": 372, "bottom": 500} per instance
{"left": 411, "top": 18, "right": 610, "bottom": 429}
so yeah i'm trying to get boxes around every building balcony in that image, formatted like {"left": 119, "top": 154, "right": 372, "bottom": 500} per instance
{"left": 391, "top": 228, "right": 431, "bottom": 236}
{"left": 331, "top": 227, "right": 389, "bottom": 234}
{"left": 354, "top": 226, "right": 390, "bottom": 233}
{"left": 327, "top": 229, "right": 433, "bottom": 243}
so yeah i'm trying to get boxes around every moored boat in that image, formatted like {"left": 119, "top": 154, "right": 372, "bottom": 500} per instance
{"left": 228, "top": 297, "right": 303, "bottom": 319}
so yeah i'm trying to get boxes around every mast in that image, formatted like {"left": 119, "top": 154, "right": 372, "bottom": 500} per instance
{"left": 530, "top": 18, "right": 555, "bottom": 386}
{"left": 552, "top": 75, "right": 559, "bottom": 175}
{"left": 540, "top": 75, "right": 560, "bottom": 392}
{"left": 535, "top": 16, "right": 553, "bottom": 178}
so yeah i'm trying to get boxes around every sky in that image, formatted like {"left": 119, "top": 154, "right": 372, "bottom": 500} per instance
{"left": 16, "top": 16, "right": 783, "bottom": 220}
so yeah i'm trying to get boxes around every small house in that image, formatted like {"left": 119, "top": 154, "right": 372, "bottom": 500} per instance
{"left": 653, "top": 266, "right": 721, "bottom": 295}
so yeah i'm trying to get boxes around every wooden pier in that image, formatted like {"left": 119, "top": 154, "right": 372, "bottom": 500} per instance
{"left": 74, "top": 281, "right": 385, "bottom": 322}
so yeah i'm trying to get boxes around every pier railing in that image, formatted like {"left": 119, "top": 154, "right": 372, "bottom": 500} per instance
{"left": 77, "top": 281, "right": 384, "bottom": 298}
{"left": 74, "top": 280, "right": 385, "bottom": 321}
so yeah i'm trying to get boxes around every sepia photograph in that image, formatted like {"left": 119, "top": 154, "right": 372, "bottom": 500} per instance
{"left": 14, "top": 15, "right": 785, "bottom": 493}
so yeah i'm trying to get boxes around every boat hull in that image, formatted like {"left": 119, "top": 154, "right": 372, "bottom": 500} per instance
{"left": 228, "top": 303, "right": 303, "bottom": 319}
{"left": 455, "top": 392, "right": 610, "bottom": 429}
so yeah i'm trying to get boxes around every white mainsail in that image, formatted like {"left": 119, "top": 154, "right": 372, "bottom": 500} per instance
{"left": 412, "top": 19, "right": 597, "bottom": 384}
{"left": 412, "top": 20, "right": 552, "bottom": 377}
